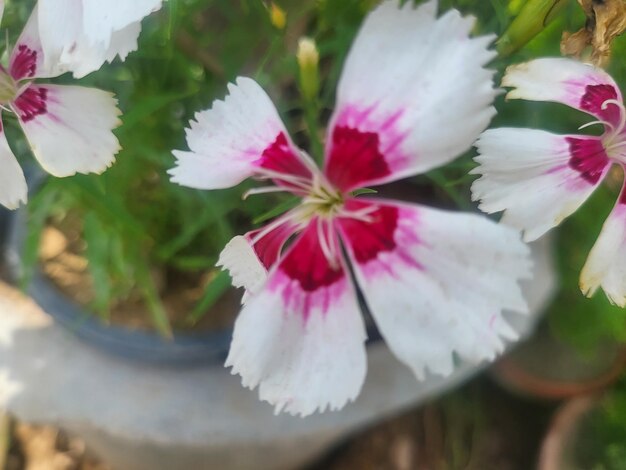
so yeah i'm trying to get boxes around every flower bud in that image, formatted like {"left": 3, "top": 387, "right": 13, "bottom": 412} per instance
{"left": 497, "top": 0, "right": 568, "bottom": 57}
{"left": 269, "top": 2, "right": 287, "bottom": 30}
{"left": 297, "top": 37, "right": 320, "bottom": 102}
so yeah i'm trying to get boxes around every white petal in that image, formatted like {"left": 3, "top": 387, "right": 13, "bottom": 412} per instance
{"left": 217, "top": 236, "right": 268, "bottom": 298}
{"left": 337, "top": 199, "right": 531, "bottom": 379}
{"left": 14, "top": 85, "right": 121, "bottom": 177}
{"left": 81, "top": 0, "right": 162, "bottom": 48}
{"left": 218, "top": 217, "right": 301, "bottom": 302}
{"left": 580, "top": 198, "right": 626, "bottom": 306}
{"left": 226, "top": 221, "right": 367, "bottom": 416}
{"left": 0, "top": 122, "right": 27, "bottom": 209}
{"left": 503, "top": 58, "right": 623, "bottom": 127}
{"left": 35, "top": 0, "right": 81, "bottom": 77}
{"left": 169, "top": 77, "right": 311, "bottom": 191}
{"left": 37, "top": 0, "right": 161, "bottom": 78}
{"left": 9, "top": 5, "right": 66, "bottom": 80}
{"left": 472, "top": 128, "right": 609, "bottom": 242}
{"left": 324, "top": 0, "right": 496, "bottom": 191}
{"left": 104, "top": 21, "right": 141, "bottom": 63}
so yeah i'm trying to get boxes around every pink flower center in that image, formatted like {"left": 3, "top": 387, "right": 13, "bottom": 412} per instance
{"left": 574, "top": 93, "right": 626, "bottom": 169}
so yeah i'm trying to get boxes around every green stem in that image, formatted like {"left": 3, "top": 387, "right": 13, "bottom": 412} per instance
{"left": 303, "top": 98, "right": 323, "bottom": 164}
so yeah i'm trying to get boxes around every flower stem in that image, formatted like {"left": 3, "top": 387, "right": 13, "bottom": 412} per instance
{"left": 303, "top": 98, "right": 324, "bottom": 163}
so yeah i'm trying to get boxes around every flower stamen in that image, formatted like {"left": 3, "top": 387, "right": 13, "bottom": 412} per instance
{"left": 243, "top": 185, "right": 286, "bottom": 199}
{"left": 255, "top": 168, "right": 313, "bottom": 191}
{"left": 249, "top": 210, "right": 301, "bottom": 245}
{"left": 579, "top": 119, "right": 614, "bottom": 132}
{"left": 601, "top": 99, "right": 626, "bottom": 141}
{"left": 336, "top": 205, "right": 378, "bottom": 223}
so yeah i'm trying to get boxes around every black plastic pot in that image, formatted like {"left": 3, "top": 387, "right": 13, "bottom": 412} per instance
{"left": 1, "top": 169, "right": 381, "bottom": 366}
{"left": 1, "top": 169, "right": 232, "bottom": 366}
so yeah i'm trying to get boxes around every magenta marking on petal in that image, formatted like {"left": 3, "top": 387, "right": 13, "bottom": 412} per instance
{"left": 326, "top": 126, "right": 391, "bottom": 192}
{"left": 566, "top": 137, "right": 609, "bottom": 185}
{"left": 379, "top": 110, "right": 404, "bottom": 133}
{"left": 280, "top": 223, "right": 343, "bottom": 292}
{"left": 273, "top": 269, "right": 347, "bottom": 322}
{"left": 10, "top": 45, "right": 38, "bottom": 80}
{"left": 246, "top": 221, "right": 297, "bottom": 270}
{"left": 545, "top": 163, "right": 569, "bottom": 175}
{"left": 258, "top": 132, "right": 311, "bottom": 179}
{"left": 580, "top": 84, "right": 620, "bottom": 125}
{"left": 340, "top": 201, "right": 398, "bottom": 263}
{"left": 334, "top": 103, "right": 378, "bottom": 129}
{"left": 14, "top": 86, "right": 48, "bottom": 122}
{"left": 266, "top": 222, "right": 349, "bottom": 321}
{"left": 339, "top": 200, "right": 424, "bottom": 278}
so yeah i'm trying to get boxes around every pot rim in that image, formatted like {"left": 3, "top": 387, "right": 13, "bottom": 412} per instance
{"left": 2, "top": 196, "right": 233, "bottom": 366}
{"left": 537, "top": 395, "right": 599, "bottom": 470}
{"left": 492, "top": 349, "right": 626, "bottom": 400}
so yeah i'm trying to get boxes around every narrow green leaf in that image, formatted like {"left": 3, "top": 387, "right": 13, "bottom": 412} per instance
{"left": 252, "top": 196, "right": 300, "bottom": 225}
{"left": 135, "top": 264, "right": 173, "bottom": 338}
{"left": 21, "top": 186, "right": 57, "bottom": 289}
{"left": 83, "top": 213, "right": 113, "bottom": 319}
{"left": 169, "top": 255, "right": 216, "bottom": 271}
{"left": 424, "top": 170, "right": 471, "bottom": 210}
{"left": 156, "top": 203, "right": 229, "bottom": 261}
{"left": 63, "top": 176, "right": 146, "bottom": 239}
{"left": 352, "top": 188, "right": 378, "bottom": 196}
{"left": 187, "top": 270, "right": 231, "bottom": 324}
{"left": 118, "top": 88, "right": 197, "bottom": 134}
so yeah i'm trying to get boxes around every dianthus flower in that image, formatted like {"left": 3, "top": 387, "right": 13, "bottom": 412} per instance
{"left": 472, "top": 58, "right": 626, "bottom": 306}
{"left": 171, "top": 0, "right": 531, "bottom": 416}
{"left": 0, "top": 4, "right": 120, "bottom": 209}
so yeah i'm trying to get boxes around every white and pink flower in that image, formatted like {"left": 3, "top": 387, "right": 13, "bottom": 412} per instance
{"left": 0, "top": 4, "right": 121, "bottom": 209}
{"left": 170, "top": 0, "right": 531, "bottom": 416}
{"left": 37, "top": 0, "right": 163, "bottom": 78}
{"left": 472, "top": 58, "right": 626, "bottom": 306}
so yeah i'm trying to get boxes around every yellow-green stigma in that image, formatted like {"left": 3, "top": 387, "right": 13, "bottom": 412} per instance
{"left": 0, "top": 70, "right": 17, "bottom": 105}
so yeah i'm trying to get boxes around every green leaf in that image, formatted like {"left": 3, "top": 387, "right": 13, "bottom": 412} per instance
{"left": 352, "top": 188, "right": 378, "bottom": 196}
{"left": 117, "top": 88, "right": 197, "bottom": 135}
{"left": 62, "top": 176, "right": 146, "bottom": 240}
{"left": 169, "top": 255, "right": 217, "bottom": 270}
{"left": 83, "top": 213, "right": 113, "bottom": 319}
{"left": 423, "top": 170, "right": 471, "bottom": 210}
{"left": 21, "top": 185, "right": 57, "bottom": 290}
{"left": 135, "top": 263, "right": 173, "bottom": 338}
{"left": 187, "top": 270, "right": 232, "bottom": 324}
{"left": 252, "top": 196, "right": 300, "bottom": 225}
{"left": 156, "top": 200, "right": 232, "bottom": 262}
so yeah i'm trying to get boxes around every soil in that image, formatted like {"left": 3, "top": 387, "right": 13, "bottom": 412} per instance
{"left": 314, "top": 377, "right": 556, "bottom": 470}
{"left": 39, "top": 224, "right": 241, "bottom": 334}
{"left": 4, "top": 422, "right": 108, "bottom": 470}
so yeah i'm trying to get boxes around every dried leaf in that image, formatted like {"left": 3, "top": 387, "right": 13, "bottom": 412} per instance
{"left": 561, "top": 0, "right": 626, "bottom": 67}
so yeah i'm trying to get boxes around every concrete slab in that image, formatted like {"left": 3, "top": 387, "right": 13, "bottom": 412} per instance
{"left": 0, "top": 238, "right": 556, "bottom": 469}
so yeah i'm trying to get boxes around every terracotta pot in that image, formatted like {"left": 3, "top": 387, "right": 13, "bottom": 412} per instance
{"left": 492, "top": 322, "right": 626, "bottom": 400}
{"left": 537, "top": 395, "right": 598, "bottom": 470}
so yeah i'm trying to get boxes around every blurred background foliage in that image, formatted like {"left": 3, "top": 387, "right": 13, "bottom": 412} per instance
{"left": 2, "top": 0, "right": 626, "bottom": 465}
